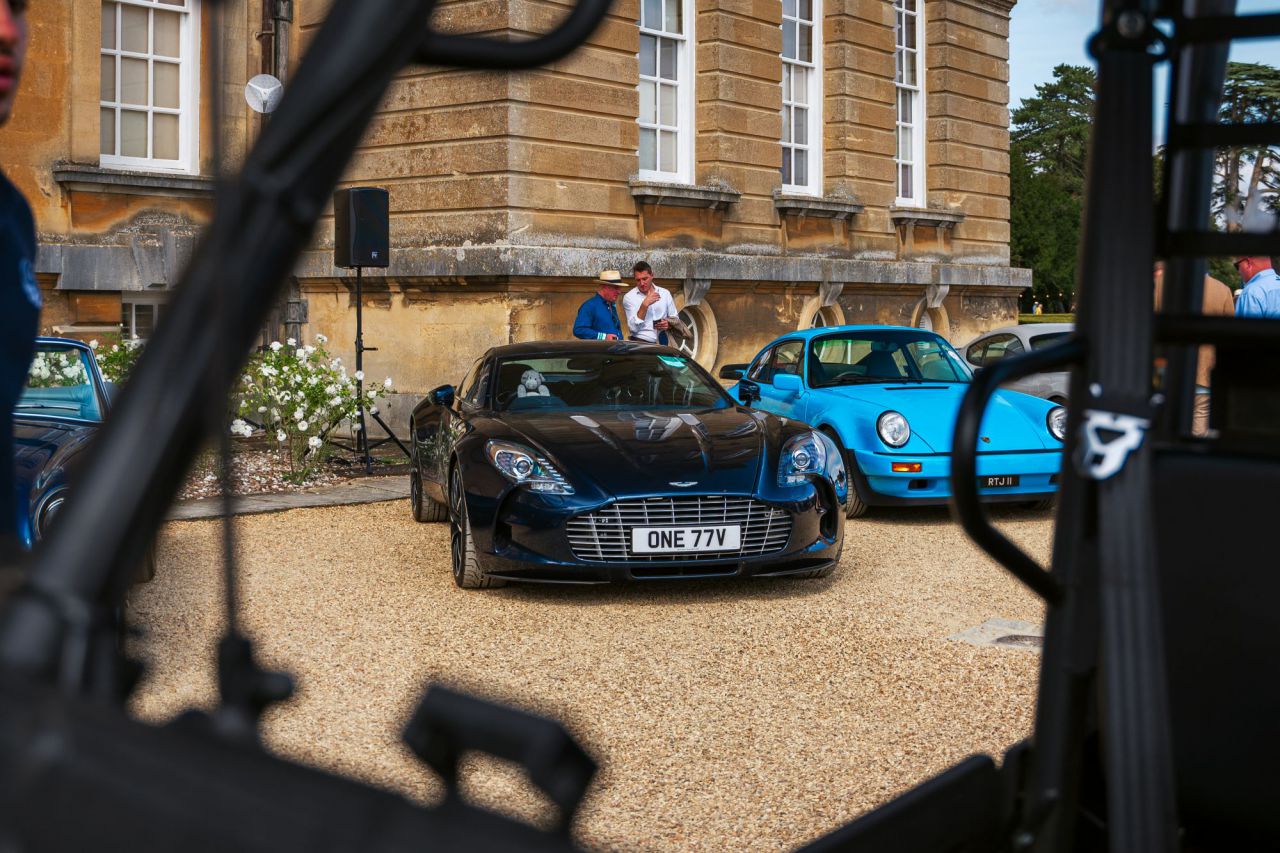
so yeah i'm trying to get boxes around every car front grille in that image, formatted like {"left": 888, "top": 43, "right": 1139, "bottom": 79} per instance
{"left": 565, "top": 496, "right": 792, "bottom": 563}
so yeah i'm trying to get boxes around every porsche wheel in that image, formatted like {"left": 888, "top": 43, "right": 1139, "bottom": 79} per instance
{"left": 823, "top": 429, "right": 869, "bottom": 519}
{"left": 448, "top": 464, "right": 504, "bottom": 589}
{"left": 411, "top": 469, "right": 447, "bottom": 523}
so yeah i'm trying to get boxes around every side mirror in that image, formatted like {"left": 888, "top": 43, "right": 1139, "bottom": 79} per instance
{"left": 738, "top": 381, "right": 760, "bottom": 405}
{"left": 773, "top": 373, "right": 803, "bottom": 393}
{"left": 430, "top": 384, "right": 455, "bottom": 407}
{"left": 718, "top": 363, "right": 748, "bottom": 380}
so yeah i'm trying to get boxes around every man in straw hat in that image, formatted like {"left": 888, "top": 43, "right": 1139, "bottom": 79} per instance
{"left": 573, "top": 270, "right": 628, "bottom": 340}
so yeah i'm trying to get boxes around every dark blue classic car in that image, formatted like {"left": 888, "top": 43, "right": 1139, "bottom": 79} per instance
{"left": 13, "top": 338, "right": 153, "bottom": 580}
{"left": 409, "top": 341, "right": 848, "bottom": 588}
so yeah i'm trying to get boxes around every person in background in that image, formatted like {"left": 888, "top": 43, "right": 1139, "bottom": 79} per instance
{"left": 0, "top": 0, "right": 40, "bottom": 546}
{"left": 1233, "top": 256, "right": 1280, "bottom": 318}
{"left": 1153, "top": 262, "right": 1234, "bottom": 436}
{"left": 622, "top": 261, "right": 677, "bottom": 345}
{"left": 573, "top": 270, "right": 627, "bottom": 341}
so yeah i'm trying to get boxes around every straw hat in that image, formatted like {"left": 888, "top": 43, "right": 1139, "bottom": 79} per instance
{"left": 596, "top": 270, "right": 629, "bottom": 286}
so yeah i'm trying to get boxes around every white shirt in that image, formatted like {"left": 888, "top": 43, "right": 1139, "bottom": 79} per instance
{"left": 622, "top": 284, "right": 678, "bottom": 342}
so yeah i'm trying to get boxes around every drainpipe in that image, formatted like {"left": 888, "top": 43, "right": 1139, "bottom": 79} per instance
{"left": 272, "top": 0, "right": 292, "bottom": 83}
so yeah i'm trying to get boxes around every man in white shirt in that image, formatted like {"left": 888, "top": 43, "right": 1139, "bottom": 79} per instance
{"left": 622, "top": 261, "right": 678, "bottom": 344}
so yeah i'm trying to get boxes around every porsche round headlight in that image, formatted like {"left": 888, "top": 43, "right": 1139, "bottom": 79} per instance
{"left": 876, "top": 411, "right": 911, "bottom": 448}
{"left": 1047, "top": 406, "right": 1068, "bottom": 442}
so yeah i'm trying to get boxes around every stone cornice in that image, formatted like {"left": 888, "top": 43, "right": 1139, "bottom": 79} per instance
{"left": 289, "top": 244, "right": 1029, "bottom": 291}
{"left": 945, "top": 0, "right": 1017, "bottom": 15}
{"left": 52, "top": 163, "right": 215, "bottom": 198}
{"left": 773, "top": 190, "right": 865, "bottom": 220}
{"left": 629, "top": 178, "right": 741, "bottom": 210}
{"left": 889, "top": 206, "right": 967, "bottom": 229}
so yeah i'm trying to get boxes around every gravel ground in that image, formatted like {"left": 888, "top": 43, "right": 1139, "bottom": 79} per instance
{"left": 130, "top": 501, "right": 1051, "bottom": 851}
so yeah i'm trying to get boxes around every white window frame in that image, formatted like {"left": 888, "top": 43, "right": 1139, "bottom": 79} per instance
{"left": 893, "top": 0, "right": 925, "bottom": 205}
{"left": 100, "top": 0, "right": 201, "bottom": 174}
{"left": 121, "top": 293, "right": 167, "bottom": 341}
{"left": 780, "top": 0, "right": 822, "bottom": 195}
{"left": 637, "top": 0, "right": 696, "bottom": 184}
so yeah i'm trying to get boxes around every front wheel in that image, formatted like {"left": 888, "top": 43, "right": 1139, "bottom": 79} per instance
{"left": 448, "top": 465, "right": 505, "bottom": 589}
{"left": 823, "top": 430, "right": 869, "bottom": 519}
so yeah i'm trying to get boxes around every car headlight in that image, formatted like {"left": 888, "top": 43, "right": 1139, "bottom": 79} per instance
{"left": 876, "top": 411, "right": 911, "bottom": 448}
{"left": 778, "top": 431, "right": 827, "bottom": 487}
{"left": 1047, "top": 406, "right": 1068, "bottom": 441}
{"left": 485, "top": 440, "right": 574, "bottom": 494}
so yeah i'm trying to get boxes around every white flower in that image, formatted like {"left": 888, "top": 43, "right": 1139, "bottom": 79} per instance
{"left": 276, "top": 430, "right": 287, "bottom": 443}
{"left": 270, "top": 341, "right": 283, "bottom": 352}
{"left": 352, "top": 422, "right": 362, "bottom": 432}
{"left": 324, "top": 384, "right": 337, "bottom": 395}
{"left": 370, "top": 406, "right": 379, "bottom": 415}
{"left": 296, "top": 349, "right": 306, "bottom": 359}
{"left": 307, "top": 376, "right": 318, "bottom": 385}
{"left": 354, "top": 370, "right": 365, "bottom": 381}
{"left": 230, "top": 419, "right": 252, "bottom": 437}
{"left": 89, "top": 339, "right": 99, "bottom": 350}
{"left": 297, "top": 420, "right": 309, "bottom": 431}
{"left": 258, "top": 406, "right": 267, "bottom": 413}
{"left": 366, "top": 389, "right": 376, "bottom": 399}
{"left": 315, "top": 333, "right": 328, "bottom": 344}
{"left": 294, "top": 408, "right": 307, "bottom": 420}
{"left": 308, "top": 436, "right": 322, "bottom": 449}
{"left": 383, "top": 377, "right": 393, "bottom": 389}
{"left": 287, "top": 337, "right": 297, "bottom": 347}
{"left": 330, "top": 396, "right": 342, "bottom": 407}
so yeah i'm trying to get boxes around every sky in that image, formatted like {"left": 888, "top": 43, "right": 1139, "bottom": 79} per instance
{"left": 1009, "top": 0, "right": 1279, "bottom": 113}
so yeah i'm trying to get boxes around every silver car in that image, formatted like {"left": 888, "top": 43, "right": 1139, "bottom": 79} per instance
{"left": 962, "top": 322, "right": 1073, "bottom": 404}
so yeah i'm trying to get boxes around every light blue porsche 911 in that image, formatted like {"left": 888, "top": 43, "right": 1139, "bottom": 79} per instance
{"left": 723, "top": 325, "right": 1066, "bottom": 518}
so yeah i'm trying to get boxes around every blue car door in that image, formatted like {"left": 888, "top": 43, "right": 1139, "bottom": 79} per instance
{"left": 753, "top": 339, "right": 806, "bottom": 419}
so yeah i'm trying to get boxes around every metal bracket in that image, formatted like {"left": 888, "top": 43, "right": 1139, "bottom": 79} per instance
{"left": 683, "top": 278, "right": 711, "bottom": 306}
{"left": 1075, "top": 409, "right": 1150, "bottom": 480}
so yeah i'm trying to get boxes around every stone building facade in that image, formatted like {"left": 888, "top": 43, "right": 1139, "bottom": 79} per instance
{"left": 5, "top": 0, "right": 1028, "bottom": 407}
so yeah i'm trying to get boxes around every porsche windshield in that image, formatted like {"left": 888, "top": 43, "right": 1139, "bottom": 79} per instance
{"left": 494, "top": 352, "right": 733, "bottom": 412}
{"left": 808, "top": 330, "right": 972, "bottom": 386}
{"left": 16, "top": 344, "right": 104, "bottom": 422}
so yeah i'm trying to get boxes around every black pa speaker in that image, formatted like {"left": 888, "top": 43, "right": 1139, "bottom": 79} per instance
{"left": 333, "top": 187, "right": 389, "bottom": 268}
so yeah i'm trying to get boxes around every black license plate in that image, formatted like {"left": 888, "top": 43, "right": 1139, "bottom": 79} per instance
{"left": 980, "top": 475, "right": 1020, "bottom": 488}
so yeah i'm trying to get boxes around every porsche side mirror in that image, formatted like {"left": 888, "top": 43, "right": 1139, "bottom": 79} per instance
{"left": 430, "top": 384, "right": 455, "bottom": 407}
{"left": 774, "top": 373, "right": 802, "bottom": 394}
{"left": 738, "top": 381, "right": 760, "bottom": 405}
{"left": 719, "top": 363, "right": 748, "bottom": 380}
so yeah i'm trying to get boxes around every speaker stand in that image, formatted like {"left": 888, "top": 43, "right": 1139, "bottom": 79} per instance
{"left": 345, "top": 265, "right": 409, "bottom": 474}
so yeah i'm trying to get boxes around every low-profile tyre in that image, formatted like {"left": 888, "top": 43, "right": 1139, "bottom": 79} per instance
{"left": 822, "top": 429, "right": 869, "bottom": 519}
{"left": 411, "top": 469, "right": 448, "bottom": 523}
{"left": 448, "top": 465, "right": 505, "bottom": 589}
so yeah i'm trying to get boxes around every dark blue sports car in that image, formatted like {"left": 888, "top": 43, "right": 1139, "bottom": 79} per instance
{"left": 12, "top": 337, "right": 154, "bottom": 581}
{"left": 409, "top": 341, "right": 848, "bottom": 588}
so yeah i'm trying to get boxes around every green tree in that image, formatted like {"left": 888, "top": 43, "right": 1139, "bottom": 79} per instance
{"left": 1214, "top": 62, "right": 1280, "bottom": 233}
{"left": 1009, "top": 64, "right": 1096, "bottom": 308}
{"left": 1011, "top": 64, "right": 1098, "bottom": 199}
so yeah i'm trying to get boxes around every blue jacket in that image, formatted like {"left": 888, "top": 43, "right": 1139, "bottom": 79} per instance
{"left": 573, "top": 294, "right": 623, "bottom": 340}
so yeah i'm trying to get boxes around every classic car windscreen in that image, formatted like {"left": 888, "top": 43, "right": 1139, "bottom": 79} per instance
{"left": 494, "top": 353, "right": 734, "bottom": 412}
{"left": 809, "top": 330, "right": 972, "bottom": 386}
{"left": 17, "top": 345, "right": 104, "bottom": 422}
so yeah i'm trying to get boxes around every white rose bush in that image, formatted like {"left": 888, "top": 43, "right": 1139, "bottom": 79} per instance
{"left": 90, "top": 336, "right": 144, "bottom": 385}
{"left": 27, "top": 349, "right": 90, "bottom": 388}
{"left": 235, "top": 334, "right": 392, "bottom": 483}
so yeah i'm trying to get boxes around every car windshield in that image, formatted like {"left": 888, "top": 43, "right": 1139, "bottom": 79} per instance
{"left": 16, "top": 344, "right": 104, "bottom": 422}
{"left": 808, "top": 329, "right": 972, "bottom": 386}
{"left": 493, "top": 352, "right": 733, "bottom": 412}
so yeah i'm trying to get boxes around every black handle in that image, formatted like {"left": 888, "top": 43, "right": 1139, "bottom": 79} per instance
{"left": 403, "top": 686, "right": 596, "bottom": 834}
{"left": 418, "top": 0, "right": 614, "bottom": 69}
{"left": 950, "top": 337, "right": 1085, "bottom": 603}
